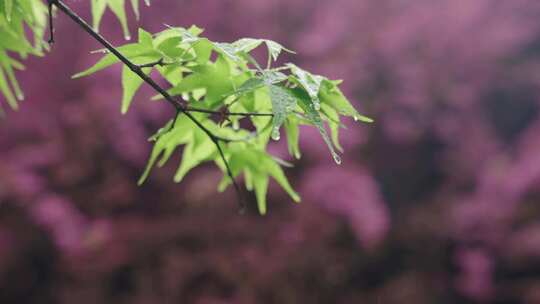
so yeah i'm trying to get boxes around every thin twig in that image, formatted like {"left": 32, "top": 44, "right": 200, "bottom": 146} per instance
{"left": 47, "top": 0, "right": 54, "bottom": 43}
{"left": 167, "top": 108, "right": 181, "bottom": 133}
{"left": 50, "top": 0, "right": 249, "bottom": 212}
{"left": 215, "top": 140, "right": 245, "bottom": 214}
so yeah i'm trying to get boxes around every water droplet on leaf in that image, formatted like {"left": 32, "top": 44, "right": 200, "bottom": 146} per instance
{"left": 332, "top": 153, "right": 342, "bottom": 165}
{"left": 124, "top": 34, "right": 131, "bottom": 41}
{"left": 271, "top": 128, "right": 281, "bottom": 141}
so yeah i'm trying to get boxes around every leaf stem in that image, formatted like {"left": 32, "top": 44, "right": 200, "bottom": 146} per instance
{"left": 185, "top": 106, "right": 274, "bottom": 117}
{"left": 137, "top": 58, "right": 169, "bottom": 68}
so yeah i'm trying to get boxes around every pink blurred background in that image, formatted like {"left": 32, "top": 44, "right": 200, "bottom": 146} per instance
{"left": 2, "top": 0, "right": 540, "bottom": 303}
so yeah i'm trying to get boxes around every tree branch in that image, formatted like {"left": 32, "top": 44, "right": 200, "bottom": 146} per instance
{"left": 49, "top": 0, "right": 254, "bottom": 213}
{"left": 47, "top": 0, "right": 54, "bottom": 43}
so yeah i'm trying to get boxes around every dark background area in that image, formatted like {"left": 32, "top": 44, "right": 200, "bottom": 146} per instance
{"left": 2, "top": 0, "right": 540, "bottom": 303}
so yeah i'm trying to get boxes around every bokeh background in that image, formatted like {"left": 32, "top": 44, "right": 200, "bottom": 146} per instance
{"left": 2, "top": 0, "right": 540, "bottom": 303}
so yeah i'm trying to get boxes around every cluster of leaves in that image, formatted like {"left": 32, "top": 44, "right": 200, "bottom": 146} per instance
{"left": 90, "top": 0, "right": 150, "bottom": 39}
{"left": 0, "top": 0, "right": 48, "bottom": 115}
{"left": 0, "top": 0, "right": 372, "bottom": 213}
{"left": 74, "top": 26, "right": 373, "bottom": 214}
{"left": 0, "top": 0, "right": 150, "bottom": 114}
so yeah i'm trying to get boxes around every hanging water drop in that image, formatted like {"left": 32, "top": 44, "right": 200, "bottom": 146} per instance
{"left": 144, "top": 0, "right": 151, "bottom": 6}
{"left": 124, "top": 34, "right": 132, "bottom": 41}
{"left": 353, "top": 116, "right": 359, "bottom": 122}
{"left": 332, "top": 153, "right": 342, "bottom": 165}
{"left": 314, "top": 102, "right": 321, "bottom": 111}
{"left": 271, "top": 128, "right": 281, "bottom": 141}
{"left": 16, "top": 93, "right": 24, "bottom": 101}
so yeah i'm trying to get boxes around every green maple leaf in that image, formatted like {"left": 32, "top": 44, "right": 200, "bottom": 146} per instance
{"left": 268, "top": 84, "right": 297, "bottom": 141}
{"left": 292, "top": 87, "right": 342, "bottom": 164}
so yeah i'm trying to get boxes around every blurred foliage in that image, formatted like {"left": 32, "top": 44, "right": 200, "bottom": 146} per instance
{"left": 90, "top": 0, "right": 150, "bottom": 39}
{"left": 0, "top": 0, "right": 147, "bottom": 112}
{"left": 0, "top": 0, "right": 47, "bottom": 113}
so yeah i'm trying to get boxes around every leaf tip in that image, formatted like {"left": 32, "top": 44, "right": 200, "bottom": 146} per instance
{"left": 258, "top": 206, "right": 267, "bottom": 215}
{"left": 354, "top": 115, "right": 374, "bottom": 123}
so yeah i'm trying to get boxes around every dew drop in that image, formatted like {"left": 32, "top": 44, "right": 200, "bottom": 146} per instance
{"left": 16, "top": 93, "right": 25, "bottom": 101}
{"left": 353, "top": 116, "right": 359, "bottom": 122}
{"left": 144, "top": 0, "right": 151, "bottom": 6}
{"left": 232, "top": 123, "right": 240, "bottom": 130}
{"left": 314, "top": 102, "right": 321, "bottom": 111}
{"left": 271, "top": 128, "right": 281, "bottom": 141}
{"left": 124, "top": 34, "right": 132, "bottom": 41}
{"left": 332, "top": 153, "right": 342, "bottom": 165}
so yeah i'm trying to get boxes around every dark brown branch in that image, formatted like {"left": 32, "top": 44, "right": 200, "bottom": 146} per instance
{"left": 47, "top": 0, "right": 54, "bottom": 43}
{"left": 50, "top": 0, "right": 249, "bottom": 212}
